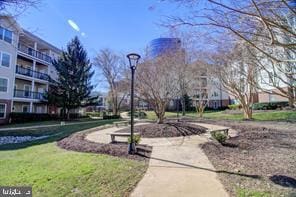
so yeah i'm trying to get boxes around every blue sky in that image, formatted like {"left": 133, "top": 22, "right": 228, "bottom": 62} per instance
{"left": 12, "top": 0, "right": 186, "bottom": 91}
{"left": 16, "top": 0, "right": 182, "bottom": 57}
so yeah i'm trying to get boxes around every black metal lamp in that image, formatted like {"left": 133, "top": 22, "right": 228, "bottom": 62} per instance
{"left": 127, "top": 53, "right": 141, "bottom": 154}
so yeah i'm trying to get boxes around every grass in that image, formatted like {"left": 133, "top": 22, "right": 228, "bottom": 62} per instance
{"left": 0, "top": 117, "right": 97, "bottom": 129}
{"left": 145, "top": 110, "right": 296, "bottom": 122}
{"left": 0, "top": 119, "right": 147, "bottom": 196}
{"left": 237, "top": 188, "right": 271, "bottom": 197}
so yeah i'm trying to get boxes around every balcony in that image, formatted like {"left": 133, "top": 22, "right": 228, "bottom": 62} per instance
{"left": 16, "top": 65, "right": 50, "bottom": 81}
{"left": 18, "top": 43, "right": 52, "bottom": 63}
{"left": 14, "top": 89, "right": 46, "bottom": 100}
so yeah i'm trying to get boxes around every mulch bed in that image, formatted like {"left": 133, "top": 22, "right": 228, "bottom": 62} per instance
{"left": 57, "top": 131, "right": 151, "bottom": 162}
{"left": 116, "top": 121, "right": 207, "bottom": 138}
{"left": 198, "top": 120, "right": 296, "bottom": 196}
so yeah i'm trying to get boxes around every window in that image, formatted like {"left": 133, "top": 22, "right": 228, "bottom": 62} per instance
{"left": 0, "top": 104, "right": 6, "bottom": 119}
{"left": 0, "top": 27, "right": 3, "bottom": 40}
{"left": 4, "top": 29, "right": 12, "bottom": 43}
{"left": 1, "top": 53, "right": 10, "bottom": 67}
{"left": 0, "top": 78, "right": 8, "bottom": 92}
{"left": 22, "top": 105, "right": 29, "bottom": 113}
{"left": 24, "top": 85, "right": 31, "bottom": 97}
{"left": 0, "top": 26, "right": 13, "bottom": 44}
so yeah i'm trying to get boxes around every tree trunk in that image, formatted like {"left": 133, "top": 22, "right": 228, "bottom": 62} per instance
{"left": 157, "top": 114, "right": 165, "bottom": 124}
{"left": 199, "top": 108, "right": 204, "bottom": 118}
{"left": 181, "top": 97, "right": 186, "bottom": 116}
{"left": 66, "top": 108, "right": 70, "bottom": 120}
{"left": 155, "top": 105, "right": 166, "bottom": 124}
{"left": 243, "top": 106, "right": 252, "bottom": 119}
{"left": 288, "top": 97, "right": 295, "bottom": 108}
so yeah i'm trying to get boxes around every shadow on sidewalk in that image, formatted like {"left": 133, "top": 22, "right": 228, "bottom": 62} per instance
{"left": 138, "top": 154, "right": 261, "bottom": 179}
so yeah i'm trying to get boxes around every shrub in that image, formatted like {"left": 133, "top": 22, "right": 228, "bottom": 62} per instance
{"left": 86, "top": 112, "right": 101, "bottom": 117}
{"left": 127, "top": 135, "right": 141, "bottom": 145}
{"left": 9, "top": 113, "right": 59, "bottom": 123}
{"left": 228, "top": 104, "right": 241, "bottom": 110}
{"left": 252, "top": 101, "right": 288, "bottom": 110}
{"left": 211, "top": 131, "right": 227, "bottom": 144}
{"left": 103, "top": 115, "right": 121, "bottom": 119}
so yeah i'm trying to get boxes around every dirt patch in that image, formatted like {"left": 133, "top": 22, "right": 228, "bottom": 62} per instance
{"left": 57, "top": 131, "right": 151, "bottom": 162}
{"left": 116, "top": 121, "right": 207, "bottom": 138}
{"left": 200, "top": 122, "right": 296, "bottom": 196}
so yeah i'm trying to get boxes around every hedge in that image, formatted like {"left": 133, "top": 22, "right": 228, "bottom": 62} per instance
{"left": 102, "top": 115, "right": 121, "bottom": 120}
{"left": 9, "top": 113, "right": 86, "bottom": 123}
{"left": 252, "top": 101, "right": 289, "bottom": 110}
{"left": 9, "top": 113, "right": 59, "bottom": 123}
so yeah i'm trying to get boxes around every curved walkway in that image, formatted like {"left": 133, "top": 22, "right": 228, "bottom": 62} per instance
{"left": 86, "top": 122, "right": 230, "bottom": 197}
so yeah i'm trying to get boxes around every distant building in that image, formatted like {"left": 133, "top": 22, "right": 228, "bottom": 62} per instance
{"left": 148, "top": 38, "right": 181, "bottom": 58}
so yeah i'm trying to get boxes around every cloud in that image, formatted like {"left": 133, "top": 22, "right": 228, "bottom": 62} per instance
{"left": 81, "top": 32, "right": 86, "bottom": 37}
{"left": 67, "top": 19, "right": 80, "bottom": 32}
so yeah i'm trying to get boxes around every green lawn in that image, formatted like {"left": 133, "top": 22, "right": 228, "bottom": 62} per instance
{"left": 145, "top": 110, "right": 296, "bottom": 122}
{"left": 0, "top": 120, "right": 147, "bottom": 196}
{"left": 0, "top": 117, "right": 98, "bottom": 129}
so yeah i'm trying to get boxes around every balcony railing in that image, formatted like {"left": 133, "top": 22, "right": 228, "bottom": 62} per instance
{"left": 14, "top": 89, "right": 46, "bottom": 100}
{"left": 16, "top": 65, "right": 50, "bottom": 81}
{"left": 18, "top": 43, "right": 52, "bottom": 63}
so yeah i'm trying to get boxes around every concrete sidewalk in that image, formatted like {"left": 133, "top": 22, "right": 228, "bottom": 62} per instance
{"left": 86, "top": 122, "right": 229, "bottom": 197}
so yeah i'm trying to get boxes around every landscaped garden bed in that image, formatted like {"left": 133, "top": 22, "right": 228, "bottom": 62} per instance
{"left": 57, "top": 131, "right": 151, "bottom": 161}
{"left": 200, "top": 121, "right": 296, "bottom": 196}
{"left": 116, "top": 121, "right": 207, "bottom": 138}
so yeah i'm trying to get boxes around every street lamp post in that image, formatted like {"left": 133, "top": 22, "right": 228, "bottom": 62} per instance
{"left": 127, "top": 53, "right": 141, "bottom": 154}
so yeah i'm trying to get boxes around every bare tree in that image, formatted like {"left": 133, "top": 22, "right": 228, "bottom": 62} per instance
{"left": 164, "top": 0, "right": 296, "bottom": 63}
{"left": 137, "top": 52, "right": 179, "bottom": 123}
{"left": 188, "top": 60, "right": 212, "bottom": 117}
{"left": 211, "top": 42, "right": 257, "bottom": 119}
{"left": 247, "top": 44, "right": 296, "bottom": 107}
{"left": 94, "top": 49, "right": 129, "bottom": 115}
{"left": 0, "top": 0, "right": 39, "bottom": 15}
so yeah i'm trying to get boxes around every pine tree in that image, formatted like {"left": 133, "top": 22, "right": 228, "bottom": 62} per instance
{"left": 47, "top": 36, "right": 97, "bottom": 119}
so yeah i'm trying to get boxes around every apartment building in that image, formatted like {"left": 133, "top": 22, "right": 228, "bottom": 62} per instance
{"left": 190, "top": 68, "right": 230, "bottom": 109}
{"left": 0, "top": 16, "right": 61, "bottom": 124}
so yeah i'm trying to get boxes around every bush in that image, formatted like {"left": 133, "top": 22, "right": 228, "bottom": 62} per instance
{"left": 228, "top": 104, "right": 241, "bottom": 110}
{"left": 9, "top": 112, "right": 87, "bottom": 123}
{"left": 252, "top": 101, "right": 288, "bottom": 110}
{"left": 211, "top": 131, "right": 227, "bottom": 144}
{"left": 127, "top": 135, "right": 141, "bottom": 145}
{"left": 103, "top": 115, "right": 121, "bottom": 119}
{"left": 10, "top": 113, "right": 59, "bottom": 123}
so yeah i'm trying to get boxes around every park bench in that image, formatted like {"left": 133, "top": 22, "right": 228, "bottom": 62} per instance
{"left": 113, "top": 121, "right": 129, "bottom": 127}
{"left": 209, "top": 128, "right": 230, "bottom": 136}
{"left": 110, "top": 133, "right": 140, "bottom": 143}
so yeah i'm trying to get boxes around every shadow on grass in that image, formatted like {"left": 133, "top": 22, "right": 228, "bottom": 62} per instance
{"left": 270, "top": 175, "right": 296, "bottom": 188}
{"left": 0, "top": 120, "right": 116, "bottom": 151}
{"left": 138, "top": 154, "right": 261, "bottom": 179}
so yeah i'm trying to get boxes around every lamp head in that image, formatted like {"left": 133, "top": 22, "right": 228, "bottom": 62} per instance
{"left": 127, "top": 53, "right": 141, "bottom": 70}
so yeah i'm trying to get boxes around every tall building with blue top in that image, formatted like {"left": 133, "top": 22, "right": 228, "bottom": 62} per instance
{"left": 148, "top": 38, "right": 181, "bottom": 58}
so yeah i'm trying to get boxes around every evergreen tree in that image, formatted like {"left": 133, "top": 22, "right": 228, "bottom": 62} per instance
{"left": 47, "top": 36, "right": 97, "bottom": 119}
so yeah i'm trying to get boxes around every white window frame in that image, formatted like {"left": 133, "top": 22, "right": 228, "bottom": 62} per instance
{"left": 22, "top": 105, "right": 29, "bottom": 113}
{"left": 0, "top": 26, "right": 13, "bottom": 44}
{"left": 24, "top": 84, "right": 31, "bottom": 98}
{"left": 0, "top": 77, "right": 9, "bottom": 93}
{"left": 0, "top": 103, "right": 6, "bottom": 119}
{"left": 3, "top": 28, "right": 13, "bottom": 44}
{"left": 0, "top": 51, "right": 11, "bottom": 68}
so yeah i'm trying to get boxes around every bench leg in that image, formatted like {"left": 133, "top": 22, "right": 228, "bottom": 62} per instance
{"left": 111, "top": 136, "right": 115, "bottom": 142}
